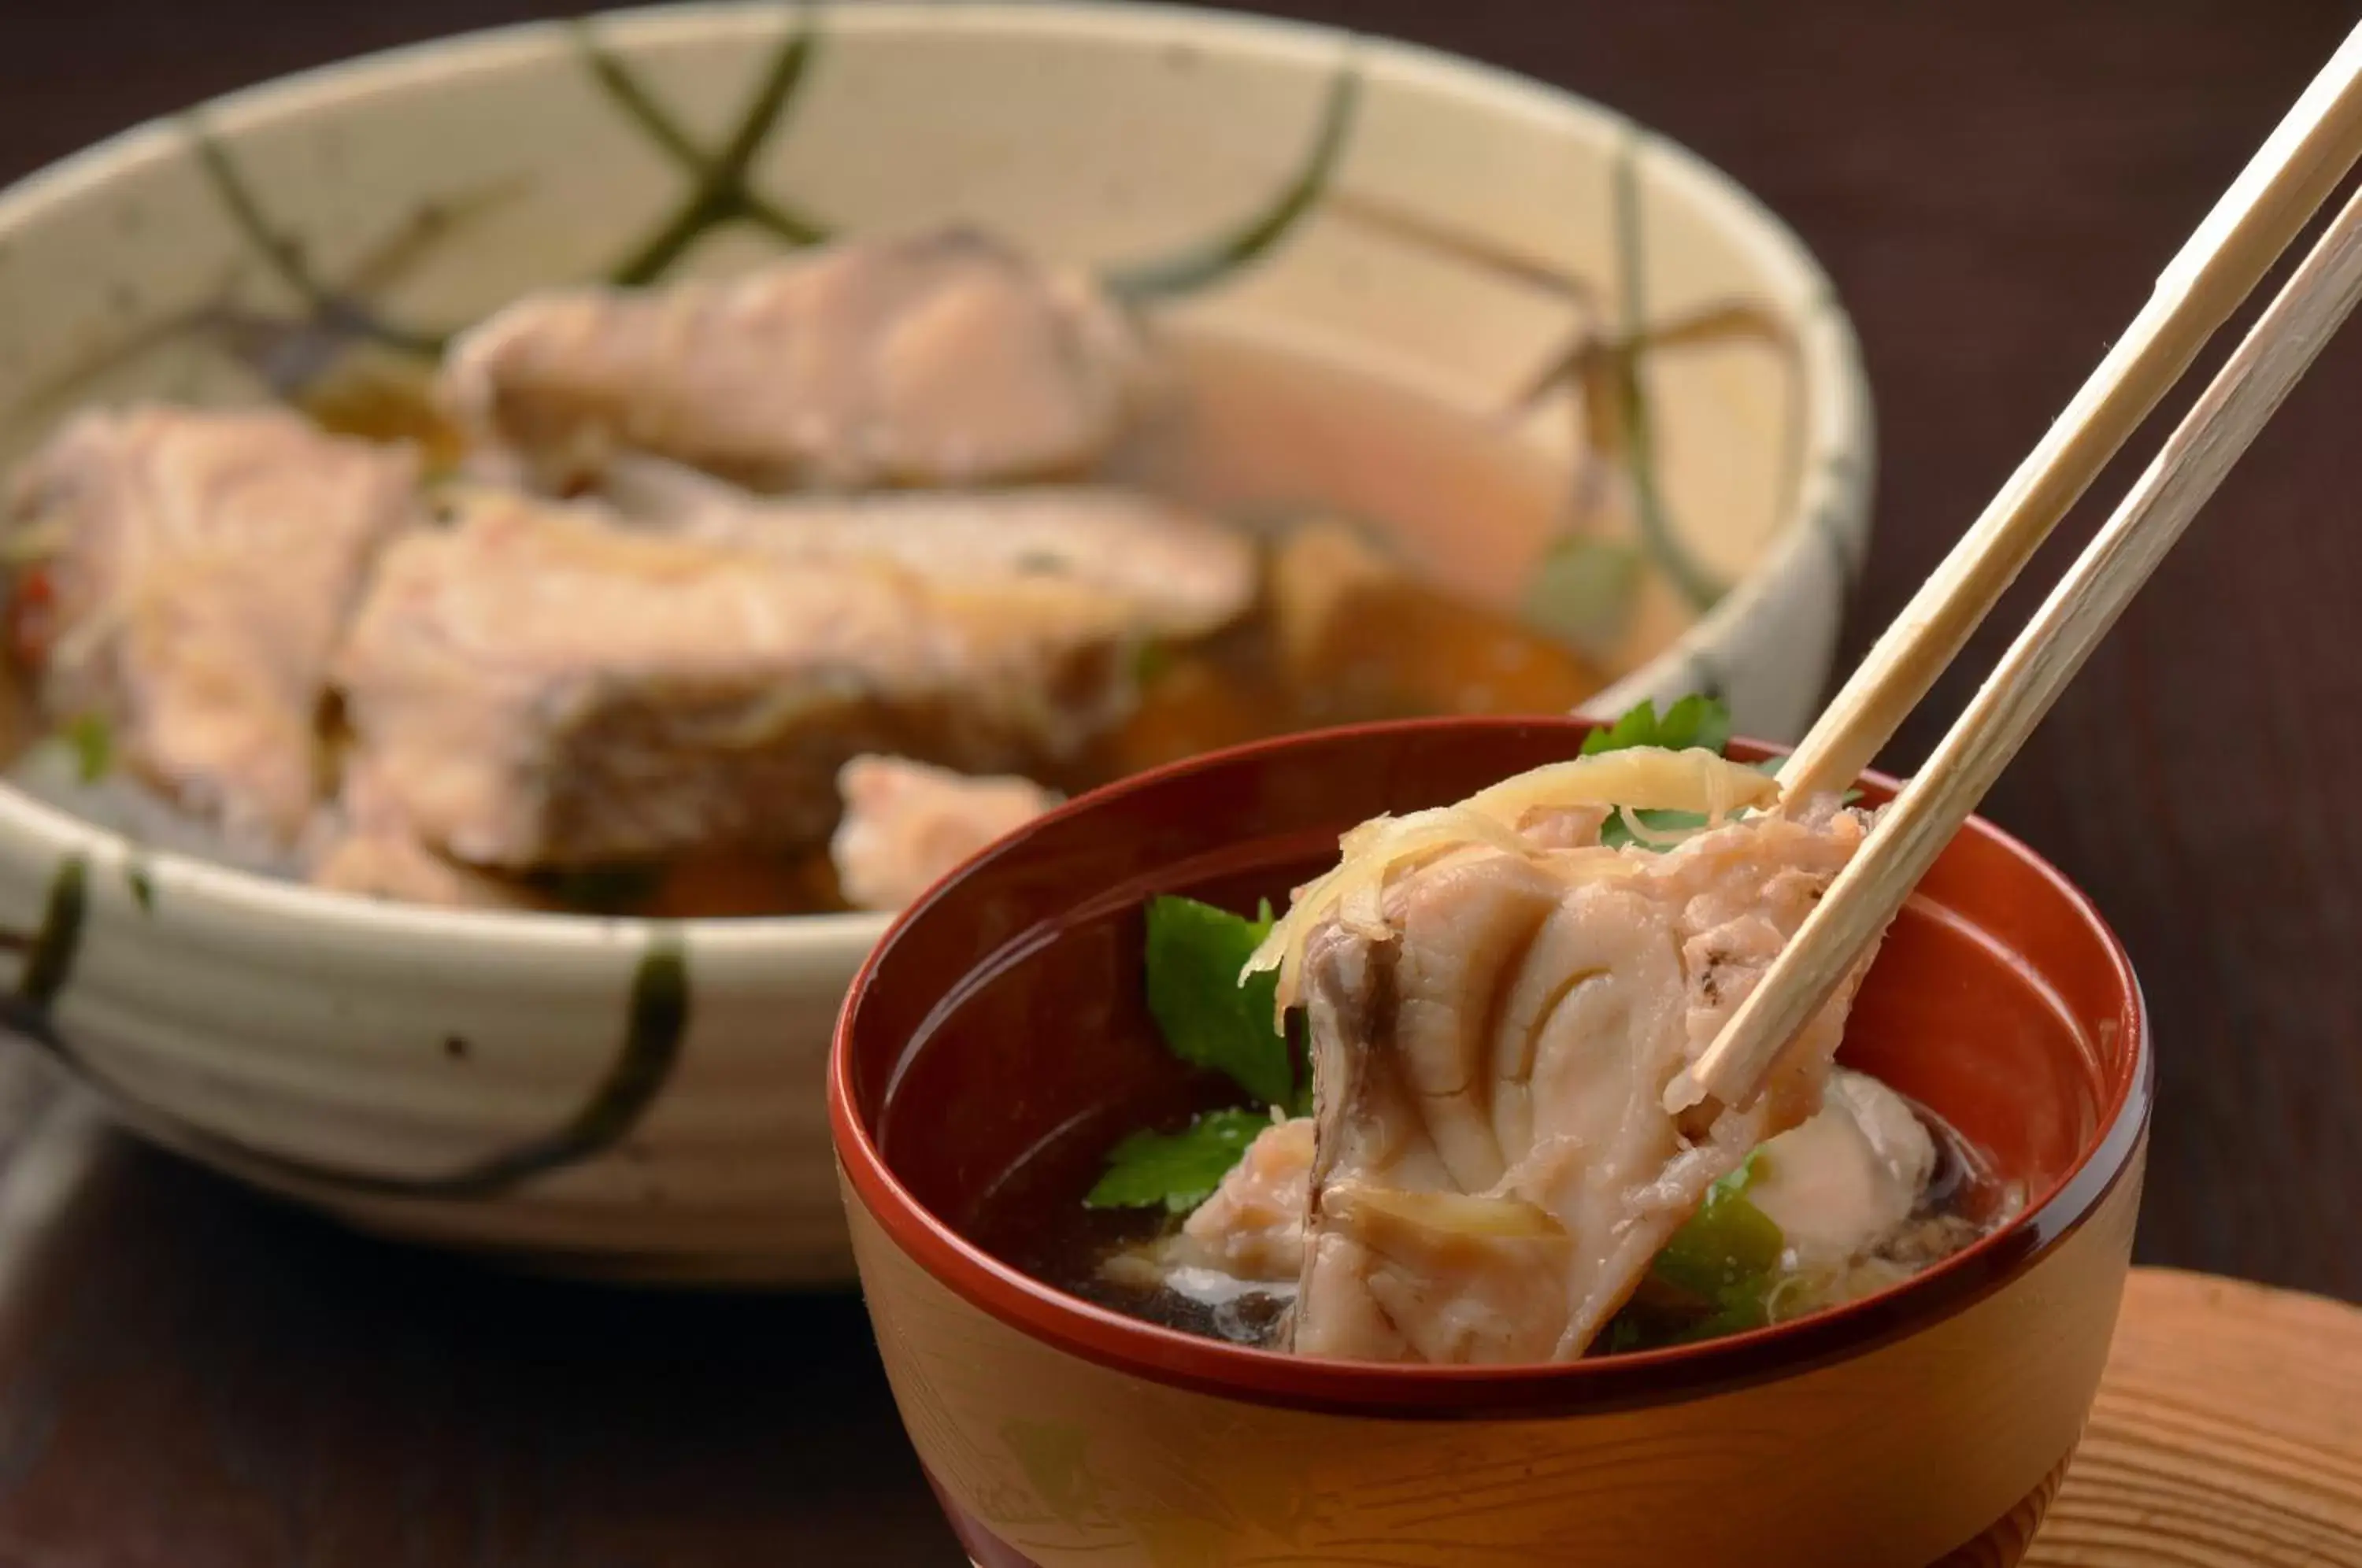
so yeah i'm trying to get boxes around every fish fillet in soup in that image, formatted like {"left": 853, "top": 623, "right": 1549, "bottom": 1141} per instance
{"left": 440, "top": 228, "right": 1150, "bottom": 491}
{"left": 331, "top": 492, "right": 1161, "bottom": 867}
{"left": 830, "top": 754, "right": 1057, "bottom": 913}
{"left": 1746, "top": 1065, "right": 1934, "bottom": 1267}
{"left": 1251, "top": 749, "right": 1879, "bottom": 1363}
{"left": 598, "top": 459, "right": 1255, "bottom": 642}
{"left": 4, "top": 405, "right": 417, "bottom": 845}
{"left": 1178, "top": 1115, "right": 1317, "bottom": 1283}
{"left": 305, "top": 825, "right": 552, "bottom": 912}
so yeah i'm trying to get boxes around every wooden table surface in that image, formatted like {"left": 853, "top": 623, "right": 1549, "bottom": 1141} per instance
{"left": 3, "top": 2, "right": 2360, "bottom": 1562}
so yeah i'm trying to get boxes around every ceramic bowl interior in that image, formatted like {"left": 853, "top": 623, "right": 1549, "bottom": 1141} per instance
{"left": 836, "top": 716, "right": 2147, "bottom": 1400}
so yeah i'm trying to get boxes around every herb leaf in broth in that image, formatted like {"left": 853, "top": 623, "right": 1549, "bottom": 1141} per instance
{"left": 1596, "top": 755, "right": 1772, "bottom": 852}
{"left": 1648, "top": 1153, "right": 1783, "bottom": 1303}
{"left": 61, "top": 713, "right": 112, "bottom": 784}
{"left": 1131, "top": 638, "right": 1175, "bottom": 689}
{"left": 1579, "top": 693, "right": 1732, "bottom": 757}
{"left": 1523, "top": 537, "right": 1642, "bottom": 662}
{"left": 1583, "top": 694, "right": 1735, "bottom": 850}
{"left": 1085, "top": 1108, "right": 1272, "bottom": 1214}
{"left": 1579, "top": 699, "right": 1861, "bottom": 852}
{"left": 1602, "top": 1152, "right": 1787, "bottom": 1351}
{"left": 1143, "top": 894, "right": 1294, "bottom": 1110}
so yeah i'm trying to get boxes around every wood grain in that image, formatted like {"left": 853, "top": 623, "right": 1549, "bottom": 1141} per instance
{"left": 2032, "top": 1268, "right": 2362, "bottom": 1567}
{"left": 0, "top": 1093, "right": 957, "bottom": 1567}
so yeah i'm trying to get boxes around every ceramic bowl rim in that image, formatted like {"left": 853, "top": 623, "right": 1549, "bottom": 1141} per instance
{"left": 0, "top": 0, "right": 1869, "bottom": 962}
{"left": 829, "top": 714, "right": 2153, "bottom": 1420}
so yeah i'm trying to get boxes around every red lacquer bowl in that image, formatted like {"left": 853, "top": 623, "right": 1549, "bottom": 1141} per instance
{"left": 831, "top": 718, "right": 2149, "bottom": 1568}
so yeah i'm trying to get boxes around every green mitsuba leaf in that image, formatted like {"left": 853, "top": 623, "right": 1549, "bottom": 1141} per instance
{"left": 62, "top": 712, "right": 111, "bottom": 784}
{"left": 1523, "top": 537, "right": 1642, "bottom": 659}
{"left": 1085, "top": 1108, "right": 1272, "bottom": 1214}
{"left": 1142, "top": 894, "right": 1293, "bottom": 1109}
{"left": 1600, "top": 1149, "right": 1791, "bottom": 1352}
{"left": 1583, "top": 697, "right": 1860, "bottom": 852}
{"left": 1580, "top": 693, "right": 1732, "bottom": 758}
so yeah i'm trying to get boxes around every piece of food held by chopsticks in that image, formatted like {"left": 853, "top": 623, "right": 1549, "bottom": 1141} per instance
{"left": 1081, "top": 18, "right": 2362, "bottom": 1363}
{"left": 1263, "top": 722, "right": 1883, "bottom": 1362}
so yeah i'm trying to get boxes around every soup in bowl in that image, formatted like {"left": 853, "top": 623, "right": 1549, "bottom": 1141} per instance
{"left": 831, "top": 716, "right": 2148, "bottom": 1566}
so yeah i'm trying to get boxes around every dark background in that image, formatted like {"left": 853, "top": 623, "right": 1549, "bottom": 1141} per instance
{"left": 0, "top": 2, "right": 2355, "bottom": 1562}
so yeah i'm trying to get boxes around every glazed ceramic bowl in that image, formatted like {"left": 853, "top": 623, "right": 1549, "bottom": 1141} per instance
{"left": 0, "top": 4, "right": 1870, "bottom": 1280}
{"left": 831, "top": 716, "right": 2149, "bottom": 1567}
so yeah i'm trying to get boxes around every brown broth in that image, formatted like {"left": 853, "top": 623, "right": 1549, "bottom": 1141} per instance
{"left": 1057, "top": 327, "right": 1612, "bottom": 788}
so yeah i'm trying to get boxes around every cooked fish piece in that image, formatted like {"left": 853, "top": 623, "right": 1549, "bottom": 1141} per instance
{"left": 1264, "top": 754, "right": 1877, "bottom": 1364}
{"left": 331, "top": 493, "right": 1151, "bottom": 868}
{"left": 1746, "top": 1067, "right": 1935, "bottom": 1267}
{"left": 308, "top": 829, "right": 550, "bottom": 912}
{"left": 1749, "top": 1071, "right": 2005, "bottom": 1321}
{"left": 602, "top": 457, "right": 1256, "bottom": 642}
{"left": 440, "top": 228, "right": 1152, "bottom": 491}
{"left": 1170, "top": 1115, "right": 1316, "bottom": 1284}
{"left": 301, "top": 760, "right": 552, "bottom": 912}
{"left": 1098, "top": 1114, "right": 1312, "bottom": 1321}
{"left": 830, "top": 754, "right": 1057, "bottom": 913}
{"left": 5, "top": 405, "right": 418, "bottom": 844}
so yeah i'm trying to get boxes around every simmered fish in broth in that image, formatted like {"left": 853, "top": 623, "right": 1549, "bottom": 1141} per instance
{"left": 2, "top": 224, "right": 1629, "bottom": 918}
{"left": 1022, "top": 701, "right": 2021, "bottom": 1359}
{"left": 440, "top": 227, "right": 1153, "bottom": 493}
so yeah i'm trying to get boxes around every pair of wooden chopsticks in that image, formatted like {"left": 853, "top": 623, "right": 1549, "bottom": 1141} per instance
{"left": 1672, "top": 21, "right": 2362, "bottom": 1116}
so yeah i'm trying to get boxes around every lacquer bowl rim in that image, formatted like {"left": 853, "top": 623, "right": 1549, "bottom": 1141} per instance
{"left": 0, "top": 0, "right": 1870, "bottom": 962}
{"left": 831, "top": 715, "right": 2153, "bottom": 1419}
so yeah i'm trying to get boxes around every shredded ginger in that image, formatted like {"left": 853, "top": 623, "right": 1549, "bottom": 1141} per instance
{"left": 1243, "top": 745, "right": 1778, "bottom": 1015}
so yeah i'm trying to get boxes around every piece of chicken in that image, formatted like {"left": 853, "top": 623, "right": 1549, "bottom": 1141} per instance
{"left": 331, "top": 492, "right": 1154, "bottom": 868}
{"left": 600, "top": 457, "right": 1256, "bottom": 643}
{"left": 1278, "top": 775, "right": 1877, "bottom": 1364}
{"left": 4, "top": 405, "right": 418, "bottom": 845}
{"left": 440, "top": 228, "right": 1152, "bottom": 492}
{"left": 830, "top": 755, "right": 1058, "bottom": 912}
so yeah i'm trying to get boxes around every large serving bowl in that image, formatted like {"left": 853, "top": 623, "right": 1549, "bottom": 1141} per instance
{"left": 831, "top": 716, "right": 2148, "bottom": 1566}
{"left": 0, "top": 3, "right": 1870, "bottom": 1280}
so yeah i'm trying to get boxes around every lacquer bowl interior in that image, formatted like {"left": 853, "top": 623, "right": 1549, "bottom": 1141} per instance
{"left": 0, "top": 2, "right": 1868, "bottom": 1281}
{"left": 832, "top": 716, "right": 2149, "bottom": 1568}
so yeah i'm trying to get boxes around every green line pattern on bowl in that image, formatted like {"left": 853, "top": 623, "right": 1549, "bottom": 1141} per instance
{"left": 0, "top": 852, "right": 692, "bottom": 1200}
